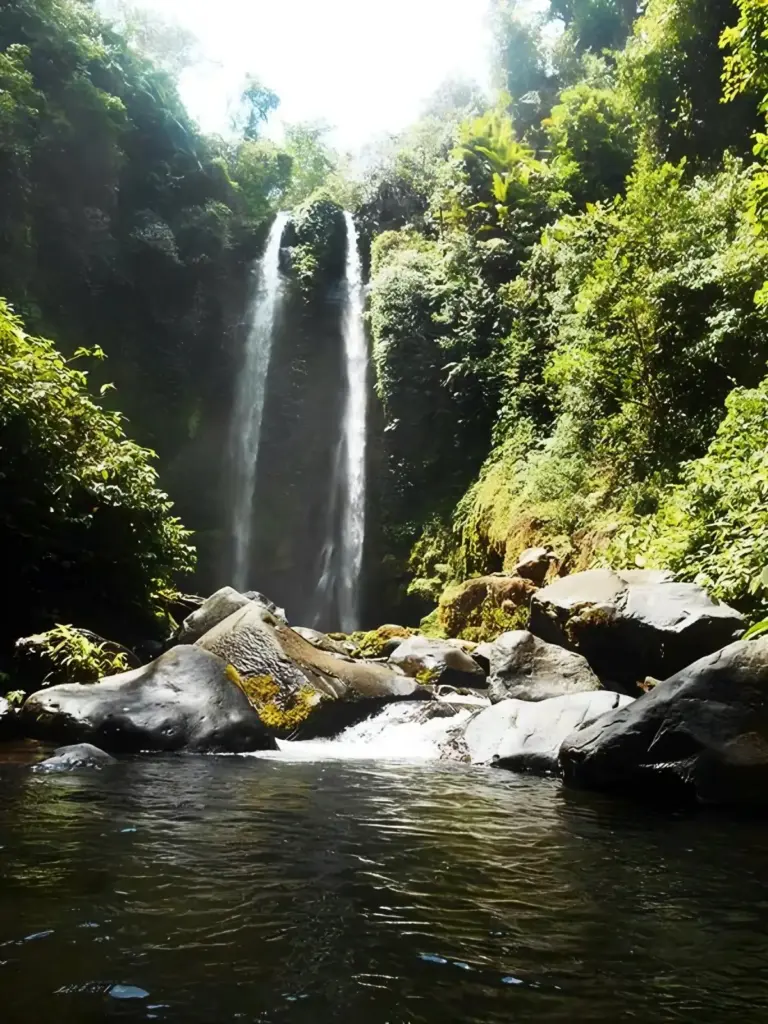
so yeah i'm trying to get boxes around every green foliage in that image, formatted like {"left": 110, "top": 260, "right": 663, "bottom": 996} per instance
{"left": 609, "top": 377, "right": 768, "bottom": 613}
{"left": 0, "top": 300, "right": 194, "bottom": 647}
{"left": 550, "top": 0, "right": 640, "bottom": 53}
{"left": 546, "top": 76, "right": 636, "bottom": 202}
{"left": 282, "top": 122, "right": 338, "bottom": 208}
{"left": 17, "top": 624, "right": 131, "bottom": 686}
{"left": 230, "top": 140, "right": 292, "bottom": 224}
{"left": 620, "top": 0, "right": 762, "bottom": 167}
{"left": 287, "top": 193, "right": 346, "bottom": 293}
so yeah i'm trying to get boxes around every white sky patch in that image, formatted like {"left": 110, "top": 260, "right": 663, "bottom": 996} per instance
{"left": 98, "top": 0, "right": 495, "bottom": 149}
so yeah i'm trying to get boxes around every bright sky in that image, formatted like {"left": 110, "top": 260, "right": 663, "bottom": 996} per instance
{"left": 100, "top": 0, "right": 495, "bottom": 150}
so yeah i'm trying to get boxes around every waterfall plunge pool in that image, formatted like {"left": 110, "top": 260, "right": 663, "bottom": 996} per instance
{"left": 2, "top": 739, "right": 768, "bottom": 1022}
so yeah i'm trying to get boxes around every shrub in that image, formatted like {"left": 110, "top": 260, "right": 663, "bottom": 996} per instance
{"left": 16, "top": 624, "right": 132, "bottom": 686}
{"left": 610, "top": 376, "right": 768, "bottom": 613}
{"left": 0, "top": 300, "right": 194, "bottom": 651}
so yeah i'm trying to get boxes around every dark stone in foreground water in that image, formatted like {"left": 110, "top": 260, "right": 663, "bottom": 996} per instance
{"left": 32, "top": 743, "right": 116, "bottom": 771}
{"left": 20, "top": 646, "right": 276, "bottom": 753}
{"left": 1, "top": 756, "right": 768, "bottom": 1024}
{"left": 560, "top": 637, "right": 768, "bottom": 805}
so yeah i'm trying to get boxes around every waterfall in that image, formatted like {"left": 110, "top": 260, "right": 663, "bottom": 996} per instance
{"left": 230, "top": 212, "right": 289, "bottom": 591}
{"left": 338, "top": 212, "right": 368, "bottom": 631}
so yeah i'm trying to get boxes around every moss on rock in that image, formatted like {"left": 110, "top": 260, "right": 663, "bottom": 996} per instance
{"left": 351, "top": 624, "right": 413, "bottom": 658}
{"left": 437, "top": 575, "right": 537, "bottom": 642}
{"left": 225, "top": 664, "right": 317, "bottom": 733}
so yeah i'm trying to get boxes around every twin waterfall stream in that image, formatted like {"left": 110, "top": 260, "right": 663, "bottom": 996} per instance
{"left": 229, "top": 212, "right": 368, "bottom": 631}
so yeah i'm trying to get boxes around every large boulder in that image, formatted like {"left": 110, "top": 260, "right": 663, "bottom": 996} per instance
{"left": 32, "top": 743, "right": 116, "bottom": 771}
{"left": 474, "top": 630, "right": 601, "bottom": 702}
{"left": 559, "top": 638, "right": 768, "bottom": 806}
{"left": 196, "top": 604, "right": 431, "bottom": 738}
{"left": 530, "top": 569, "right": 744, "bottom": 691}
{"left": 388, "top": 636, "right": 487, "bottom": 688}
{"left": 20, "top": 646, "right": 276, "bottom": 753}
{"left": 178, "top": 586, "right": 284, "bottom": 644}
{"left": 459, "top": 690, "right": 634, "bottom": 773}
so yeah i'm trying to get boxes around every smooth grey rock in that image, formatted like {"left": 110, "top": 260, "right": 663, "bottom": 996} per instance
{"left": 480, "top": 630, "right": 601, "bottom": 702}
{"left": 242, "top": 590, "right": 287, "bottom": 623}
{"left": 179, "top": 587, "right": 258, "bottom": 643}
{"left": 389, "top": 636, "right": 487, "bottom": 688}
{"left": 33, "top": 743, "right": 116, "bottom": 771}
{"left": 461, "top": 690, "right": 634, "bottom": 773}
{"left": 530, "top": 568, "right": 745, "bottom": 691}
{"left": 196, "top": 604, "right": 431, "bottom": 738}
{"left": 515, "top": 547, "right": 553, "bottom": 585}
{"left": 292, "top": 627, "right": 355, "bottom": 657}
{"left": 21, "top": 646, "right": 276, "bottom": 753}
{"left": 560, "top": 637, "right": 768, "bottom": 806}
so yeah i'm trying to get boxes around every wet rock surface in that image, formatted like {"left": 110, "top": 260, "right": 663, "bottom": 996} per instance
{"left": 559, "top": 638, "right": 768, "bottom": 806}
{"left": 196, "top": 604, "right": 431, "bottom": 739}
{"left": 459, "top": 690, "right": 633, "bottom": 773}
{"left": 389, "top": 636, "right": 487, "bottom": 688}
{"left": 530, "top": 569, "right": 745, "bottom": 691}
{"left": 32, "top": 743, "right": 116, "bottom": 771}
{"left": 474, "top": 630, "right": 601, "bottom": 702}
{"left": 20, "top": 646, "right": 276, "bottom": 753}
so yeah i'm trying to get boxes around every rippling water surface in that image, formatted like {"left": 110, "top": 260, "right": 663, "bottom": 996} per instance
{"left": 1, "top": 748, "right": 768, "bottom": 1023}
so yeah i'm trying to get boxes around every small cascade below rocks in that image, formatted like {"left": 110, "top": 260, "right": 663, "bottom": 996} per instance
{"left": 254, "top": 701, "right": 476, "bottom": 762}
{"left": 230, "top": 212, "right": 289, "bottom": 591}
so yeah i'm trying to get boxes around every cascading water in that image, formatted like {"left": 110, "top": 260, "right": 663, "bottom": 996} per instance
{"left": 252, "top": 700, "right": 479, "bottom": 762}
{"left": 230, "top": 212, "right": 289, "bottom": 591}
{"left": 337, "top": 212, "right": 368, "bottom": 630}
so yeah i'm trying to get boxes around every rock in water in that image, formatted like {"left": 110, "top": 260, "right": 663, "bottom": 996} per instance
{"left": 459, "top": 691, "right": 633, "bottom": 773}
{"left": 559, "top": 638, "right": 768, "bottom": 806}
{"left": 196, "top": 604, "right": 431, "bottom": 738}
{"left": 388, "top": 636, "right": 487, "bottom": 687}
{"left": 20, "top": 646, "right": 276, "bottom": 753}
{"left": 474, "top": 630, "right": 601, "bottom": 702}
{"left": 32, "top": 743, "right": 116, "bottom": 771}
{"left": 529, "top": 569, "right": 744, "bottom": 691}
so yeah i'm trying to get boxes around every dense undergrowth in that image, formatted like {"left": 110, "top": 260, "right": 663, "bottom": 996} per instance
{"left": 360, "top": 0, "right": 768, "bottom": 621}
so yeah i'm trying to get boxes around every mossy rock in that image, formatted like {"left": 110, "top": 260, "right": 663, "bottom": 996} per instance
{"left": 225, "top": 664, "right": 318, "bottom": 734}
{"left": 350, "top": 624, "right": 414, "bottom": 658}
{"left": 438, "top": 575, "right": 537, "bottom": 642}
{"left": 284, "top": 195, "right": 346, "bottom": 294}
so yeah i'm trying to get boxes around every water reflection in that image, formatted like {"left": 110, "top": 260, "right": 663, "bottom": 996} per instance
{"left": 0, "top": 757, "right": 767, "bottom": 1022}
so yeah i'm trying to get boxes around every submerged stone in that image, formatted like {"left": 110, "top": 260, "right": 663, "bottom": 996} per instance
{"left": 32, "top": 743, "right": 116, "bottom": 771}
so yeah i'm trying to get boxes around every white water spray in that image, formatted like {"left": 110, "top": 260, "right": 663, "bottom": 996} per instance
{"left": 338, "top": 212, "right": 368, "bottom": 631}
{"left": 230, "top": 212, "right": 289, "bottom": 591}
{"left": 248, "top": 701, "right": 477, "bottom": 762}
